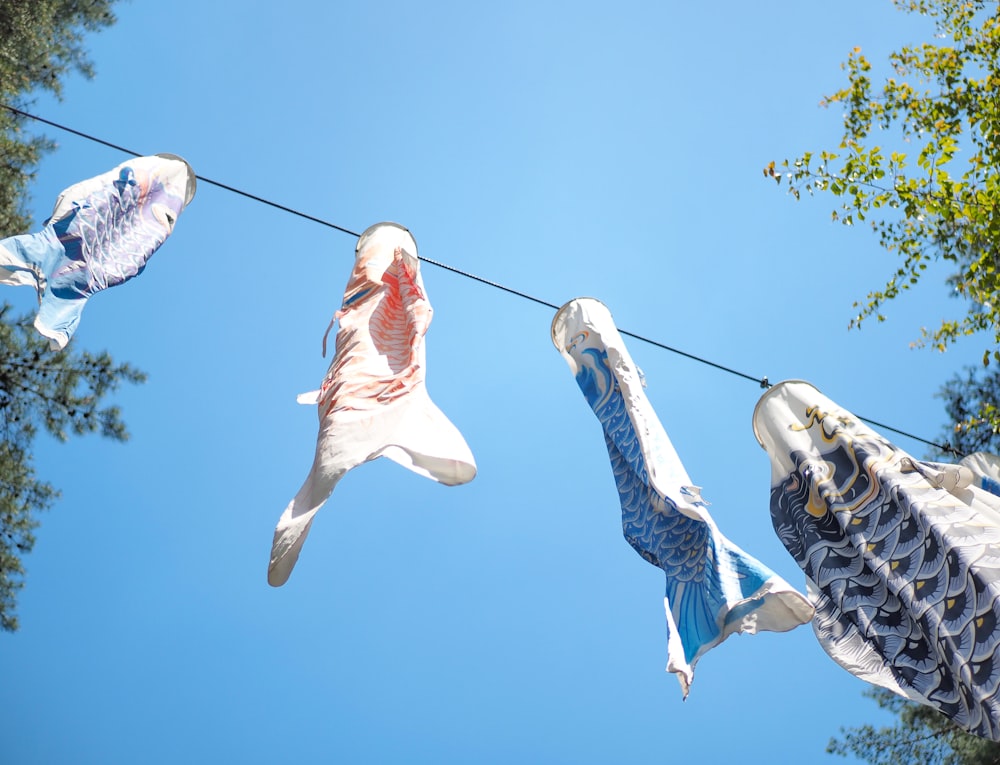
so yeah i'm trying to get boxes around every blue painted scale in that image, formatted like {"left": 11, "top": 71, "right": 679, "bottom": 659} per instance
{"left": 552, "top": 298, "right": 812, "bottom": 695}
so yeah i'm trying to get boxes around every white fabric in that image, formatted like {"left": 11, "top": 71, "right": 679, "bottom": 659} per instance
{"left": 268, "top": 222, "right": 476, "bottom": 586}
{"left": 961, "top": 452, "right": 1000, "bottom": 497}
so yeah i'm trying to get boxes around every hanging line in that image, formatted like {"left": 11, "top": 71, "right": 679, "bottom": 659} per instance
{"left": 0, "top": 103, "right": 960, "bottom": 456}
{"left": 1, "top": 105, "right": 360, "bottom": 238}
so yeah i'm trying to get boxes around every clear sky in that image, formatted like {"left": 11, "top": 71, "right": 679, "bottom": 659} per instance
{"left": 1, "top": 2, "right": 987, "bottom": 763}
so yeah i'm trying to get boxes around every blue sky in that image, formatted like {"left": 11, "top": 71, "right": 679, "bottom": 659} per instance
{"left": 0, "top": 2, "right": 987, "bottom": 763}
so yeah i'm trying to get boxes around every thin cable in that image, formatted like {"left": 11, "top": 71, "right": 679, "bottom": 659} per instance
{"left": 2, "top": 103, "right": 142, "bottom": 158}
{"left": 1, "top": 105, "right": 362, "bottom": 237}
{"left": 855, "top": 414, "right": 960, "bottom": 456}
{"left": 409, "top": 256, "right": 773, "bottom": 387}
{"left": 1, "top": 105, "right": 772, "bottom": 383}
{"left": 1, "top": 103, "right": 961, "bottom": 454}
{"left": 190, "top": 174, "right": 360, "bottom": 237}
{"left": 618, "top": 329, "right": 766, "bottom": 386}
{"left": 417, "top": 255, "right": 560, "bottom": 311}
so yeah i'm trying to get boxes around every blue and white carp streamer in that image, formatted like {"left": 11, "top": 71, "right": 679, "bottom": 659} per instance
{"left": 0, "top": 153, "right": 195, "bottom": 349}
{"left": 553, "top": 297, "right": 812, "bottom": 697}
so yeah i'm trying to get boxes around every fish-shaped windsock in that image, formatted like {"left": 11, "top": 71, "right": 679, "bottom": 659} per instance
{"left": 754, "top": 380, "right": 1000, "bottom": 741}
{"left": 268, "top": 222, "right": 477, "bottom": 586}
{"left": 0, "top": 154, "right": 196, "bottom": 349}
{"left": 552, "top": 298, "right": 813, "bottom": 696}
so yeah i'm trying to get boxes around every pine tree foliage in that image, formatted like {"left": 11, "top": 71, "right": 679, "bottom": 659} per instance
{"left": 936, "top": 366, "right": 1000, "bottom": 455}
{"left": 0, "top": 0, "right": 119, "bottom": 237}
{"left": 828, "top": 688, "right": 1000, "bottom": 765}
{"left": 0, "top": 0, "right": 135, "bottom": 632}
{"left": 0, "top": 305, "right": 144, "bottom": 631}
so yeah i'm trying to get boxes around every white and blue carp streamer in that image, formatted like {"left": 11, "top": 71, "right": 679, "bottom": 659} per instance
{"left": 268, "top": 223, "right": 477, "bottom": 587}
{"left": 0, "top": 154, "right": 195, "bottom": 349}
{"left": 754, "top": 380, "right": 1000, "bottom": 741}
{"left": 552, "top": 297, "right": 813, "bottom": 697}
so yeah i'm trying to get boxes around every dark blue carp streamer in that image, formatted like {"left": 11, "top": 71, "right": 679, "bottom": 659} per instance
{"left": 754, "top": 381, "right": 1000, "bottom": 741}
{"left": 0, "top": 154, "right": 195, "bottom": 348}
{"left": 552, "top": 298, "right": 813, "bottom": 696}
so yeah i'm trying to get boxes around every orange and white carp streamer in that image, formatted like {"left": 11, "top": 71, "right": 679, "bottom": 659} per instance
{"left": 268, "top": 222, "right": 477, "bottom": 586}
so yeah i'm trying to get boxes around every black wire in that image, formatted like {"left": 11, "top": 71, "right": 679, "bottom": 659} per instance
{"left": 3, "top": 103, "right": 142, "bottom": 158}
{"left": 0, "top": 103, "right": 962, "bottom": 456}
{"left": 0, "top": 105, "right": 362, "bottom": 237}
{"left": 417, "top": 255, "right": 560, "bottom": 310}
{"left": 854, "top": 415, "right": 959, "bottom": 456}
{"left": 190, "top": 174, "right": 361, "bottom": 237}
{"left": 618, "top": 329, "right": 766, "bottom": 386}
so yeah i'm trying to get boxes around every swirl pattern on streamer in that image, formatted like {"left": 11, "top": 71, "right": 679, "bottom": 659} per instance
{"left": 587, "top": 348, "right": 774, "bottom": 663}
{"left": 554, "top": 298, "right": 812, "bottom": 696}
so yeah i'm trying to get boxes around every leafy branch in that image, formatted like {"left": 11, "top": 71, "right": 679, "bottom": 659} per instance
{"left": 766, "top": 0, "right": 1000, "bottom": 365}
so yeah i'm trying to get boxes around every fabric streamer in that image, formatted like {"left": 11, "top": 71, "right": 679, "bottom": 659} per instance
{"left": 961, "top": 452, "right": 1000, "bottom": 498}
{"left": 753, "top": 380, "right": 1000, "bottom": 740}
{"left": 551, "top": 297, "right": 813, "bottom": 696}
{"left": 268, "top": 222, "right": 477, "bottom": 587}
{"left": 0, "top": 154, "right": 196, "bottom": 349}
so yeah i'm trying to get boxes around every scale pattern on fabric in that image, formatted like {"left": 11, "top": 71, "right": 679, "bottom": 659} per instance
{"left": 49, "top": 166, "right": 180, "bottom": 299}
{"left": 553, "top": 298, "right": 812, "bottom": 697}
{"left": 756, "top": 381, "right": 1000, "bottom": 741}
{"left": 591, "top": 347, "right": 774, "bottom": 655}
{"left": 318, "top": 249, "right": 429, "bottom": 418}
{"left": 0, "top": 154, "right": 195, "bottom": 348}
{"left": 267, "top": 222, "right": 477, "bottom": 587}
